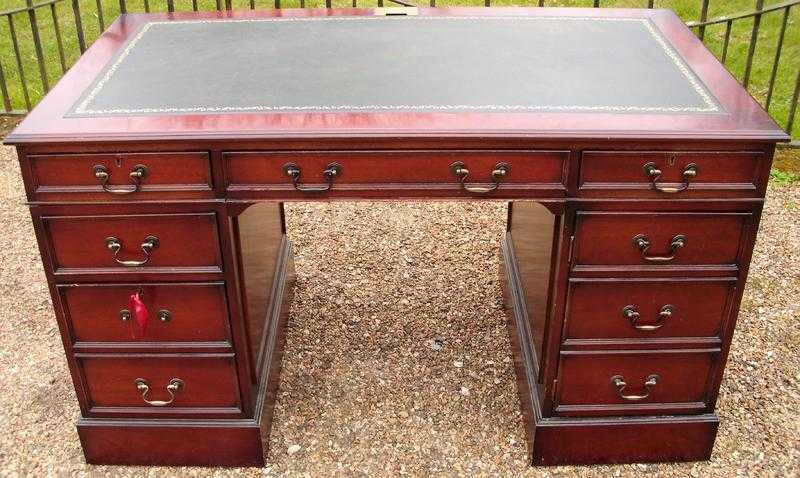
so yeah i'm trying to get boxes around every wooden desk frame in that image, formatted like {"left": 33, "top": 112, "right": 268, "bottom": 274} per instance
{"left": 7, "top": 6, "right": 788, "bottom": 468}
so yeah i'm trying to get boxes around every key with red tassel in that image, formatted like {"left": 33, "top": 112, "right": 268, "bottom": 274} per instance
{"left": 128, "top": 291, "right": 149, "bottom": 338}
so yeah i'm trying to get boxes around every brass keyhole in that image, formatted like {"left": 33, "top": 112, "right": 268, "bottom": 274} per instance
{"left": 667, "top": 153, "right": 677, "bottom": 167}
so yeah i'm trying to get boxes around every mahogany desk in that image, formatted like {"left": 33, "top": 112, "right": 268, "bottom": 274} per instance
{"left": 6, "top": 7, "right": 789, "bottom": 467}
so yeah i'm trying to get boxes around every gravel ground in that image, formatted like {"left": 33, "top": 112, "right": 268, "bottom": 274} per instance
{"left": 0, "top": 144, "right": 797, "bottom": 477}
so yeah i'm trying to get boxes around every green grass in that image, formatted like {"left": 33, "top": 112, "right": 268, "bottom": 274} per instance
{"left": 0, "top": 0, "right": 797, "bottom": 138}
{"left": 770, "top": 168, "right": 800, "bottom": 184}
{"left": 771, "top": 148, "right": 799, "bottom": 187}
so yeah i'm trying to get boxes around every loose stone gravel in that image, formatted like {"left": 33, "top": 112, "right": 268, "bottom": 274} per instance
{"left": 0, "top": 144, "right": 797, "bottom": 477}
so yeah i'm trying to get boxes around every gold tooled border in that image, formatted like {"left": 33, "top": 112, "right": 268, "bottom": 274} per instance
{"left": 73, "top": 16, "right": 721, "bottom": 116}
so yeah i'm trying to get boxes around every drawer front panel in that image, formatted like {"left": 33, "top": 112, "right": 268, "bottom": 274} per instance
{"left": 224, "top": 150, "right": 567, "bottom": 197}
{"left": 79, "top": 355, "right": 241, "bottom": 415}
{"left": 60, "top": 283, "right": 230, "bottom": 344}
{"left": 565, "top": 279, "right": 735, "bottom": 342}
{"left": 573, "top": 212, "right": 750, "bottom": 269}
{"left": 28, "top": 152, "right": 213, "bottom": 200}
{"left": 42, "top": 213, "right": 223, "bottom": 274}
{"left": 579, "top": 151, "right": 763, "bottom": 198}
{"left": 555, "top": 351, "right": 716, "bottom": 416}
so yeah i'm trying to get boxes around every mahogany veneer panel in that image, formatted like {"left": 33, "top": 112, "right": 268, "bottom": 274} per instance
{"left": 41, "top": 213, "right": 223, "bottom": 275}
{"left": 233, "top": 203, "right": 284, "bottom": 379}
{"left": 508, "top": 202, "right": 558, "bottom": 377}
{"left": 579, "top": 151, "right": 763, "bottom": 198}
{"left": 225, "top": 150, "right": 568, "bottom": 198}
{"left": 554, "top": 350, "right": 717, "bottom": 416}
{"left": 572, "top": 211, "right": 750, "bottom": 270}
{"left": 78, "top": 419, "right": 266, "bottom": 466}
{"left": 530, "top": 415, "right": 718, "bottom": 465}
{"left": 564, "top": 278, "right": 736, "bottom": 344}
{"left": 59, "top": 283, "right": 230, "bottom": 344}
{"left": 78, "top": 354, "right": 241, "bottom": 416}
{"left": 27, "top": 152, "right": 213, "bottom": 201}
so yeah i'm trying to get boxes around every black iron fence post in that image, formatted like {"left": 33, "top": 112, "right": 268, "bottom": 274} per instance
{"left": 788, "top": 70, "right": 800, "bottom": 135}
{"left": 0, "top": 59, "right": 11, "bottom": 112}
{"left": 7, "top": 14, "right": 32, "bottom": 110}
{"left": 697, "top": 0, "right": 710, "bottom": 40}
{"left": 743, "top": 0, "right": 765, "bottom": 88}
{"left": 765, "top": 4, "right": 792, "bottom": 109}
{"left": 26, "top": 0, "right": 50, "bottom": 92}
{"left": 71, "top": 0, "right": 86, "bottom": 53}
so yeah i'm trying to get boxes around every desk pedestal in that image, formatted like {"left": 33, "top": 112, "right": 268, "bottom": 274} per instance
{"left": 501, "top": 234, "right": 719, "bottom": 465}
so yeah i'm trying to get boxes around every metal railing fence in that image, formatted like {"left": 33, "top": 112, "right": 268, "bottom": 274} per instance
{"left": 0, "top": 0, "right": 798, "bottom": 143}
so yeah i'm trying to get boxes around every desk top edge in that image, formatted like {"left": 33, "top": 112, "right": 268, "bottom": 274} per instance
{"left": 6, "top": 7, "right": 789, "bottom": 145}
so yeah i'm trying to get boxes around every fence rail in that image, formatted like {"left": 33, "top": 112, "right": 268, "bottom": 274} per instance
{"left": 0, "top": 0, "right": 798, "bottom": 144}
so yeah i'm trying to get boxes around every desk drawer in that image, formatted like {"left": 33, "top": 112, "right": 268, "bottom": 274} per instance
{"left": 572, "top": 212, "right": 750, "bottom": 270}
{"left": 555, "top": 351, "right": 717, "bottom": 417}
{"left": 78, "top": 354, "right": 241, "bottom": 417}
{"left": 565, "top": 279, "right": 736, "bottom": 343}
{"left": 579, "top": 151, "right": 764, "bottom": 198}
{"left": 27, "top": 152, "right": 213, "bottom": 201}
{"left": 224, "top": 150, "right": 567, "bottom": 198}
{"left": 59, "top": 283, "right": 230, "bottom": 345}
{"left": 42, "top": 213, "right": 223, "bottom": 276}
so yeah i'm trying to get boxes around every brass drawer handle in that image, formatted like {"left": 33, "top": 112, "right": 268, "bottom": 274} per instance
{"left": 622, "top": 304, "right": 673, "bottom": 331}
{"left": 93, "top": 164, "right": 148, "bottom": 195}
{"left": 643, "top": 162, "right": 698, "bottom": 194}
{"left": 450, "top": 161, "right": 510, "bottom": 194}
{"left": 105, "top": 235, "right": 159, "bottom": 267}
{"left": 610, "top": 374, "right": 659, "bottom": 401}
{"left": 134, "top": 378, "right": 184, "bottom": 406}
{"left": 283, "top": 162, "right": 342, "bottom": 192}
{"left": 632, "top": 234, "right": 686, "bottom": 262}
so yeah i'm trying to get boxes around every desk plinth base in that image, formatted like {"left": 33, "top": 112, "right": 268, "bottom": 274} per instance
{"left": 76, "top": 418, "right": 267, "bottom": 466}
{"left": 500, "top": 235, "right": 719, "bottom": 466}
{"left": 76, "top": 239, "right": 295, "bottom": 467}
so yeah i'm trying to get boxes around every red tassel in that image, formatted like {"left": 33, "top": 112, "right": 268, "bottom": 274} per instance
{"left": 129, "top": 292, "right": 148, "bottom": 338}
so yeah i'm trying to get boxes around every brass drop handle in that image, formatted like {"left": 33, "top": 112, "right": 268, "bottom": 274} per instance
{"left": 643, "top": 162, "right": 698, "bottom": 194}
{"left": 134, "top": 378, "right": 184, "bottom": 406}
{"left": 450, "top": 161, "right": 510, "bottom": 194}
{"left": 610, "top": 374, "right": 659, "bottom": 401}
{"left": 622, "top": 304, "right": 673, "bottom": 331}
{"left": 283, "top": 162, "right": 342, "bottom": 192}
{"left": 632, "top": 234, "right": 686, "bottom": 262}
{"left": 93, "top": 164, "right": 148, "bottom": 195}
{"left": 105, "top": 235, "right": 159, "bottom": 267}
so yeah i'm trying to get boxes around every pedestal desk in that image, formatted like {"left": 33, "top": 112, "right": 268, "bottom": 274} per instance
{"left": 6, "top": 7, "right": 788, "bottom": 467}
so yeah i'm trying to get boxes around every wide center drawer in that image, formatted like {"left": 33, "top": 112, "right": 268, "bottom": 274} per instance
{"left": 224, "top": 150, "right": 568, "bottom": 198}
{"left": 555, "top": 350, "right": 718, "bottom": 417}
{"left": 58, "top": 283, "right": 231, "bottom": 345}
{"left": 572, "top": 211, "right": 751, "bottom": 271}
{"left": 41, "top": 213, "right": 223, "bottom": 276}
{"left": 77, "top": 354, "right": 242, "bottom": 418}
